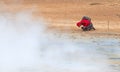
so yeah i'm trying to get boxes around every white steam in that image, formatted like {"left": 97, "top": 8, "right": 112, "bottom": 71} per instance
{"left": 0, "top": 11, "right": 113, "bottom": 72}
{"left": 0, "top": 11, "right": 45, "bottom": 72}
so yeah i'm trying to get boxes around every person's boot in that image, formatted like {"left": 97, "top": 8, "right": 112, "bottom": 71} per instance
{"left": 92, "top": 27, "right": 96, "bottom": 30}
{"left": 83, "top": 28, "right": 88, "bottom": 31}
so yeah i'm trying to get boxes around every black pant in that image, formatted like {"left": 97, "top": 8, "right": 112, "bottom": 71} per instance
{"left": 81, "top": 24, "right": 95, "bottom": 31}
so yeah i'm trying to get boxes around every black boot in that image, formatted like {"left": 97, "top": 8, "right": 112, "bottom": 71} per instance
{"left": 82, "top": 27, "right": 89, "bottom": 31}
{"left": 92, "top": 27, "right": 96, "bottom": 30}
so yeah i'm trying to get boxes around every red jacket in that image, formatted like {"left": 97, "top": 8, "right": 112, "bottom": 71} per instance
{"left": 76, "top": 19, "right": 91, "bottom": 27}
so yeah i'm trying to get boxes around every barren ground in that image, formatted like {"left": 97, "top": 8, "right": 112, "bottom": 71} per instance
{"left": 0, "top": 0, "right": 120, "bottom": 37}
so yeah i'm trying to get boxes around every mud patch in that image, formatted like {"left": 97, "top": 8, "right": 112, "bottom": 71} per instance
{"left": 89, "top": 3, "right": 102, "bottom": 5}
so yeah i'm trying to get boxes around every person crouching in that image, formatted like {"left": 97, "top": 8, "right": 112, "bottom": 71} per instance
{"left": 76, "top": 16, "right": 95, "bottom": 31}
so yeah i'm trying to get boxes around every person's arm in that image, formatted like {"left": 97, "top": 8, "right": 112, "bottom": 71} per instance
{"left": 76, "top": 21, "right": 82, "bottom": 27}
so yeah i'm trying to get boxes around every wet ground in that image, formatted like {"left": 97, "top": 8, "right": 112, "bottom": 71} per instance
{"left": 38, "top": 31, "right": 120, "bottom": 72}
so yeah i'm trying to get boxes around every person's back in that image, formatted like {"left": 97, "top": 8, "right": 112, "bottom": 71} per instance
{"left": 82, "top": 16, "right": 91, "bottom": 21}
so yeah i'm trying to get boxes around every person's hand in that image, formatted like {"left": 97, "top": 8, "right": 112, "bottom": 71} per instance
{"left": 76, "top": 23, "right": 80, "bottom": 27}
